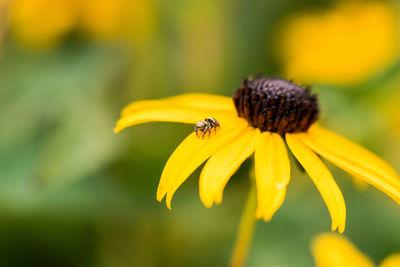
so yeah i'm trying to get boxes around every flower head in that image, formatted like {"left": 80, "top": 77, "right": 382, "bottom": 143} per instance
{"left": 312, "top": 233, "right": 400, "bottom": 267}
{"left": 9, "top": 0, "right": 156, "bottom": 49}
{"left": 10, "top": 0, "right": 77, "bottom": 49}
{"left": 233, "top": 77, "right": 318, "bottom": 134}
{"left": 114, "top": 76, "right": 400, "bottom": 233}
{"left": 277, "top": 1, "right": 399, "bottom": 85}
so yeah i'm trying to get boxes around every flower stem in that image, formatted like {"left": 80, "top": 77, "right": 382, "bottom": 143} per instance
{"left": 230, "top": 173, "right": 257, "bottom": 267}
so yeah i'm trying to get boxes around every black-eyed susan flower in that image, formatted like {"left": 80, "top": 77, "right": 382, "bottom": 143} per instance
{"left": 277, "top": 1, "right": 399, "bottom": 85}
{"left": 114, "top": 76, "right": 400, "bottom": 233}
{"left": 312, "top": 233, "right": 400, "bottom": 267}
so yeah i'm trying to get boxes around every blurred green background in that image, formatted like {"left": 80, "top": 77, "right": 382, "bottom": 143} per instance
{"left": 1, "top": 0, "right": 400, "bottom": 266}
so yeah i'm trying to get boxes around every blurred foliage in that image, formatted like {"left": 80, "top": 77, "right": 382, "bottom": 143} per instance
{"left": 0, "top": 0, "right": 400, "bottom": 266}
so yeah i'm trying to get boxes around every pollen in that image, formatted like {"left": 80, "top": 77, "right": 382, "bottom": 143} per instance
{"left": 233, "top": 77, "right": 318, "bottom": 135}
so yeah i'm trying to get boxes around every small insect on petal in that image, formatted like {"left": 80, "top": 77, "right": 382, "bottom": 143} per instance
{"left": 195, "top": 117, "right": 220, "bottom": 139}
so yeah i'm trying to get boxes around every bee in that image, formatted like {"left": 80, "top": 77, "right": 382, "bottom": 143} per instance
{"left": 195, "top": 117, "right": 220, "bottom": 139}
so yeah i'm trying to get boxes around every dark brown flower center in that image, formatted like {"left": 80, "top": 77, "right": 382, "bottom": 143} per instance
{"left": 233, "top": 77, "right": 318, "bottom": 135}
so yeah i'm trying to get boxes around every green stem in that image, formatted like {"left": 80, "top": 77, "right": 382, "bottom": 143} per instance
{"left": 230, "top": 174, "right": 257, "bottom": 267}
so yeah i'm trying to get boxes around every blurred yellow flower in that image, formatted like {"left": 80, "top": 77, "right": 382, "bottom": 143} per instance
{"left": 79, "top": 0, "right": 156, "bottom": 44}
{"left": 10, "top": 0, "right": 77, "bottom": 49}
{"left": 278, "top": 1, "right": 399, "bottom": 85}
{"left": 9, "top": 0, "right": 156, "bottom": 48}
{"left": 380, "top": 254, "right": 400, "bottom": 267}
{"left": 312, "top": 233, "right": 400, "bottom": 267}
{"left": 114, "top": 76, "right": 400, "bottom": 233}
{"left": 79, "top": 0, "right": 126, "bottom": 40}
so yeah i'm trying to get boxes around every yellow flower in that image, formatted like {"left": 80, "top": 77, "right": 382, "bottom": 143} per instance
{"left": 114, "top": 77, "right": 400, "bottom": 233}
{"left": 78, "top": 0, "right": 126, "bottom": 40}
{"left": 312, "top": 233, "right": 400, "bottom": 267}
{"left": 277, "top": 1, "right": 399, "bottom": 85}
{"left": 78, "top": 0, "right": 156, "bottom": 44}
{"left": 10, "top": 0, "right": 77, "bottom": 49}
{"left": 380, "top": 254, "right": 400, "bottom": 267}
{"left": 9, "top": 0, "right": 156, "bottom": 49}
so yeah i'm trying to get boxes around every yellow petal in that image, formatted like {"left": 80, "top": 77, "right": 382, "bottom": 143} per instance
{"left": 157, "top": 119, "right": 248, "bottom": 209}
{"left": 272, "top": 133, "right": 291, "bottom": 212}
{"left": 311, "top": 233, "right": 375, "bottom": 267}
{"left": 254, "top": 132, "right": 291, "bottom": 221}
{"left": 309, "top": 125, "right": 398, "bottom": 180}
{"left": 286, "top": 134, "right": 346, "bottom": 233}
{"left": 298, "top": 130, "right": 400, "bottom": 205}
{"left": 121, "top": 93, "right": 235, "bottom": 116}
{"left": 380, "top": 254, "right": 400, "bottom": 267}
{"left": 199, "top": 127, "right": 260, "bottom": 208}
{"left": 115, "top": 94, "right": 236, "bottom": 132}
